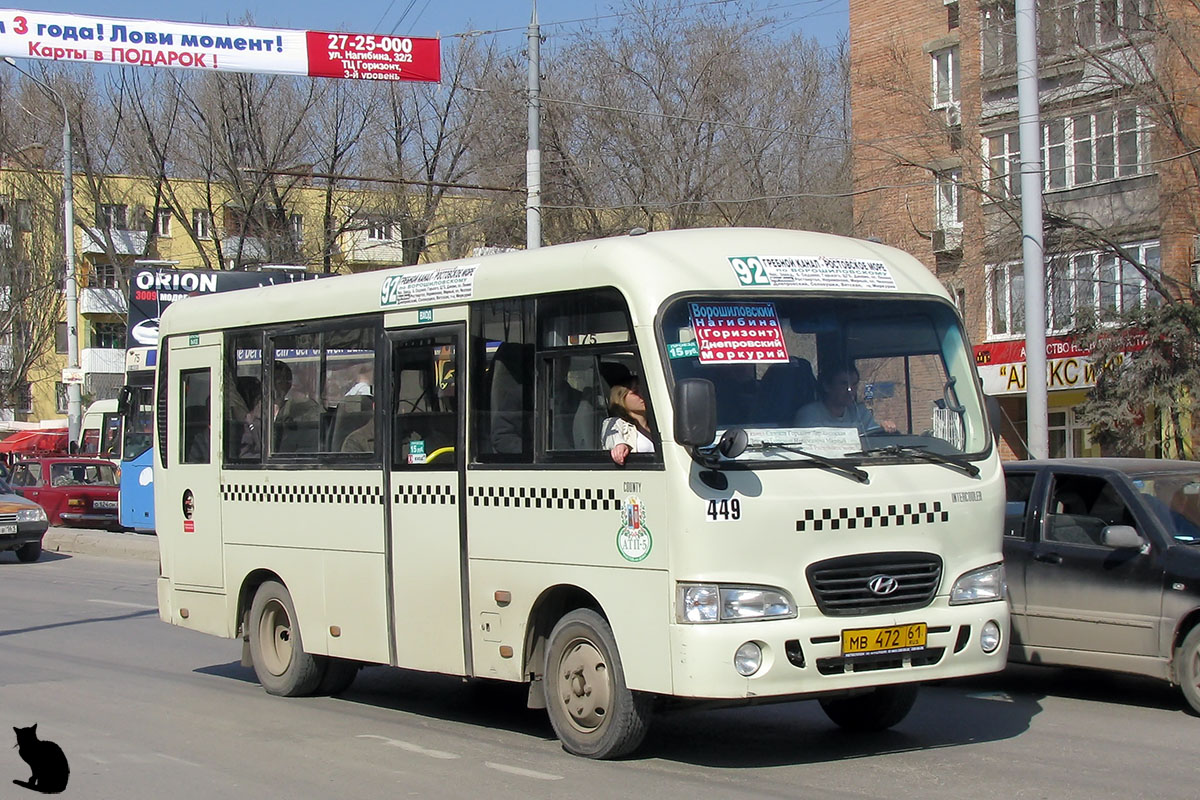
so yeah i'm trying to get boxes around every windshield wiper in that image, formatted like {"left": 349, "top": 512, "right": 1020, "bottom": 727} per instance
{"left": 749, "top": 441, "right": 870, "bottom": 483}
{"left": 849, "top": 444, "right": 980, "bottom": 478}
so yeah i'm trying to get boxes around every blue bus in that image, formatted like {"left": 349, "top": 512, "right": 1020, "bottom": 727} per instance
{"left": 118, "top": 266, "right": 316, "bottom": 531}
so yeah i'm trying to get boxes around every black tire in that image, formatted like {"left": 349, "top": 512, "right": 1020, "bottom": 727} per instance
{"left": 819, "top": 683, "right": 919, "bottom": 732}
{"left": 1176, "top": 626, "right": 1200, "bottom": 716}
{"left": 317, "top": 657, "right": 360, "bottom": 696}
{"left": 248, "top": 580, "right": 325, "bottom": 697}
{"left": 15, "top": 540, "right": 42, "bottom": 563}
{"left": 543, "top": 609, "right": 652, "bottom": 759}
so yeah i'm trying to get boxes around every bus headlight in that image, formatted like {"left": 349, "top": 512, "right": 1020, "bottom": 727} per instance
{"left": 734, "top": 642, "right": 763, "bottom": 676}
{"left": 949, "top": 563, "right": 1007, "bottom": 605}
{"left": 980, "top": 620, "right": 1002, "bottom": 653}
{"left": 678, "top": 584, "right": 795, "bottom": 623}
{"left": 17, "top": 507, "right": 47, "bottom": 523}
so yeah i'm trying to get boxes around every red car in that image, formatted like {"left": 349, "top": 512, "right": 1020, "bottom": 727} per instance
{"left": 7, "top": 457, "right": 121, "bottom": 530}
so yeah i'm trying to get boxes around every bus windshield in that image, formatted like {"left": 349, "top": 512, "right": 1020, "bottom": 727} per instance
{"left": 660, "top": 295, "right": 988, "bottom": 462}
{"left": 122, "top": 383, "right": 155, "bottom": 462}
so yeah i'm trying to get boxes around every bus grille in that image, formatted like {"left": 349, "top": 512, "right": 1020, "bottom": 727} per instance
{"left": 806, "top": 552, "right": 942, "bottom": 616}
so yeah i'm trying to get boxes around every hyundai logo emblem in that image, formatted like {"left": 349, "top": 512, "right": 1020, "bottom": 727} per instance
{"left": 867, "top": 574, "right": 900, "bottom": 596}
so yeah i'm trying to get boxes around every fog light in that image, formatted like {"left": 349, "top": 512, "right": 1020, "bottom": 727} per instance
{"left": 734, "top": 642, "right": 762, "bottom": 676}
{"left": 980, "top": 620, "right": 1001, "bottom": 654}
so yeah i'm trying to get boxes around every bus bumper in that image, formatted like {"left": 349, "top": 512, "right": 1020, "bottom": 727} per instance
{"left": 666, "top": 600, "right": 1008, "bottom": 700}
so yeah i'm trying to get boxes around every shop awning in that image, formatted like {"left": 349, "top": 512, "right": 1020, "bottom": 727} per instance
{"left": 0, "top": 429, "right": 68, "bottom": 454}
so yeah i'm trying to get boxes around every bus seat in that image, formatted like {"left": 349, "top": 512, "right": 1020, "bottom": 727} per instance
{"left": 753, "top": 357, "right": 815, "bottom": 426}
{"left": 329, "top": 396, "right": 373, "bottom": 452}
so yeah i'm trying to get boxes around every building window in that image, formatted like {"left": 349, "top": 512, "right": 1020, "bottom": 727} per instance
{"left": 935, "top": 169, "right": 964, "bottom": 228}
{"left": 96, "top": 203, "right": 128, "bottom": 230}
{"left": 14, "top": 199, "right": 32, "bottom": 232}
{"left": 192, "top": 209, "right": 212, "bottom": 240}
{"left": 987, "top": 263, "right": 1025, "bottom": 337}
{"left": 17, "top": 381, "right": 32, "bottom": 413}
{"left": 92, "top": 263, "right": 123, "bottom": 289}
{"left": 1048, "top": 408, "right": 1090, "bottom": 458}
{"left": 985, "top": 131, "right": 1021, "bottom": 199}
{"left": 156, "top": 209, "right": 172, "bottom": 237}
{"left": 55, "top": 322, "right": 68, "bottom": 354}
{"left": 986, "top": 107, "right": 1151, "bottom": 199}
{"left": 91, "top": 321, "right": 126, "bottom": 349}
{"left": 367, "top": 217, "right": 392, "bottom": 241}
{"left": 931, "top": 46, "right": 960, "bottom": 110}
{"left": 55, "top": 382, "right": 67, "bottom": 414}
{"left": 981, "top": 2, "right": 1017, "bottom": 73}
{"left": 289, "top": 213, "right": 303, "bottom": 241}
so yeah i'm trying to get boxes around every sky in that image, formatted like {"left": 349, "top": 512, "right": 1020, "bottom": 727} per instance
{"left": 4, "top": 1, "right": 847, "bottom": 50}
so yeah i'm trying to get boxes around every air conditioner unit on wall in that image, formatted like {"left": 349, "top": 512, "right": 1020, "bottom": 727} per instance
{"left": 932, "top": 226, "right": 963, "bottom": 254}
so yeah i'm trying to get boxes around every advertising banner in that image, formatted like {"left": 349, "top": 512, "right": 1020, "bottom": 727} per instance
{"left": 0, "top": 8, "right": 440, "bottom": 82}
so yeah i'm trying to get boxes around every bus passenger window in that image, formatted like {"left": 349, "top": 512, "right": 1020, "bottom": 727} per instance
{"left": 471, "top": 298, "right": 534, "bottom": 464}
{"left": 180, "top": 368, "right": 211, "bottom": 465}
{"left": 393, "top": 336, "right": 459, "bottom": 469}
{"left": 270, "top": 334, "right": 323, "bottom": 455}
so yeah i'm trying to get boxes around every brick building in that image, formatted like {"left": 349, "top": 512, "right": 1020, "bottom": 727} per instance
{"left": 848, "top": 0, "right": 1194, "bottom": 459}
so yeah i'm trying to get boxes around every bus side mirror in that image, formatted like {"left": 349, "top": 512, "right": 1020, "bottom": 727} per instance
{"left": 117, "top": 385, "right": 133, "bottom": 415}
{"left": 674, "top": 378, "right": 716, "bottom": 447}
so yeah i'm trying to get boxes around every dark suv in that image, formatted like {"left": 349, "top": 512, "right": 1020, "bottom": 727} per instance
{"left": 1003, "top": 458, "right": 1200, "bottom": 714}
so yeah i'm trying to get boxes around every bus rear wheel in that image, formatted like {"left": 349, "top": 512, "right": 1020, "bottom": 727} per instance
{"left": 543, "top": 609, "right": 652, "bottom": 759}
{"left": 819, "top": 683, "right": 919, "bottom": 732}
{"left": 249, "top": 580, "right": 325, "bottom": 697}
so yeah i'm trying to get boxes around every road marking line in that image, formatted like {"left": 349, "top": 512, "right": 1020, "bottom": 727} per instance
{"left": 88, "top": 599, "right": 158, "bottom": 610}
{"left": 485, "top": 762, "right": 563, "bottom": 781}
{"left": 356, "top": 734, "right": 460, "bottom": 759}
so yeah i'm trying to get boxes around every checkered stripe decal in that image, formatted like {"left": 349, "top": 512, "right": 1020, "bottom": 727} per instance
{"left": 394, "top": 484, "right": 456, "bottom": 505}
{"left": 222, "top": 483, "right": 383, "bottom": 505}
{"left": 796, "top": 501, "right": 949, "bottom": 532}
{"left": 467, "top": 486, "right": 619, "bottom": 511}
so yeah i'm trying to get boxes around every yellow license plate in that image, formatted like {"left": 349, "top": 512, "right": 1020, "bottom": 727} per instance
{"left": 841, "top": 623, "right": 927, "bottom": 658}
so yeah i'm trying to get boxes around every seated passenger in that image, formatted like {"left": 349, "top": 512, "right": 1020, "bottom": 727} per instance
{"left": 794, "top": 362, "right": 896, "bottom": 434}
{"left": 272, "top": 361, "right": 322, "bottom": 452}
{"left": 600, "top": 377, "right": 656, "bottom": 466}
{"left": 340, "top": 395, "right": 375, "bottom": 454}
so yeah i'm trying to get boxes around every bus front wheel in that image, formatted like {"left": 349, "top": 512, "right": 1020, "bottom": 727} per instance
{"left": 543, "top": 609, "right": 652, "bottom": 759}
{"left": 819, "top": 683, "right": 919, "bottom": 732}
{"left": 249, "top": 580, "right": 325, "bottom": 697}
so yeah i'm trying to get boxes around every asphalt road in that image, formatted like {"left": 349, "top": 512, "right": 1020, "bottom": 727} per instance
{"left": 2, "top": 531, "right": 1197, "bottom": 799}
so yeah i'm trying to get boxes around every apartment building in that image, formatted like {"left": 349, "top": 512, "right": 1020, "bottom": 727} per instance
{"left": 0, "top": 167, "right": 491, "bottom": 425}
{"left": 849, "top": 0, "right": 1192, "bottom": 458}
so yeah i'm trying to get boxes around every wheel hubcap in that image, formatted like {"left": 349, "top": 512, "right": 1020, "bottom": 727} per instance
{"left": 557, "top": 638, "right": 612, "bottom": 733}
{"left": 258, "top": 598, "right": 293, "bottom": 677}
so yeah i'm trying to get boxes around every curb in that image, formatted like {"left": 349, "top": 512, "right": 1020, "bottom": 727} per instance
{"left": 42, "top": 527, "right": 160, "bottom": 562}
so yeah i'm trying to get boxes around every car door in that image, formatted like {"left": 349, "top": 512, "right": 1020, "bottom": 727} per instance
{"left": 1023, "top": 469, "right": 1164, "bottom": 657}
{"left": 1001, "top": 468, "right": 1041, "bottom": 650}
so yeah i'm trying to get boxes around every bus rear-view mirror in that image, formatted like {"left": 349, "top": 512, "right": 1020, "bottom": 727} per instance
{"left": 674, "top": 378, "right": 716, "bottom": 448}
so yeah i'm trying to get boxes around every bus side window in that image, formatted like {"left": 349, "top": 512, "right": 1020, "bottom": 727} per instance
{"left": 471, "top": 298, "right": 535, "bottom": 464}
{"left": 180, "top": 368, "right": 212, "bottom": 465}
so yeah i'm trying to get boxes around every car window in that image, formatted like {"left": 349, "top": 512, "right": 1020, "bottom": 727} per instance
{"left": 1045, "top": 474, "right": 1136, "bottom": 547}
{"left": 48, "top": 462, "right": 117, "bottom": 487}
{"left": 1004, "top": 472, "right": 1036, "bottom": 539}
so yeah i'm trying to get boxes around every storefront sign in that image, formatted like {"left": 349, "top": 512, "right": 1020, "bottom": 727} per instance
{"left": 973, "top": 334, "right": 1145, "bottom": 396}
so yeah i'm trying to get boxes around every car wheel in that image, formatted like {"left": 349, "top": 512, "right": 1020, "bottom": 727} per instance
{"left": 543, "top": 609, "right": 653, "bottom": 759}
{"left": 1177, "top": 626, "right": 1200, "bottom": 716}
{"left": 248, "top": 580, "right": 325, "bottom": 697}
{"left": 15, "top": 541, "right": 42, "bottom": 563}
{"left": 819, "top": 683, "right": 919, "bottom": 732}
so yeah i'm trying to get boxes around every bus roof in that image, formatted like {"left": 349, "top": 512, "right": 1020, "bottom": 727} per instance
{"left": 158, "top": 227, "right": 950, "bottom": 336}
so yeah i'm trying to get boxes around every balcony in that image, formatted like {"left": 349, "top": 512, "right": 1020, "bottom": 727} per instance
{"left": 81, "top": 348, "right": 125, "bottom": 376}
{"left": 338, "top": 229, "right": 407, "bottom": 265}
{"left": 80, "top": 227, "right": 148, "bottom": 256}
{"left": 80, "top": 288, "right": 126, "bottom": 315}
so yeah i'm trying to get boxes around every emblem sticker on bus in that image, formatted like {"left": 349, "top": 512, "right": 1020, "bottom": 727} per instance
{"left": 407, "top": 440, "right": 427, "bottom": 465}
{"left": 617, "top": 495, "right": 652, "bottom": 562}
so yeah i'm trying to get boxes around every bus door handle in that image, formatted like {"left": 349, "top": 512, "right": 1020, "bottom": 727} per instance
{"left": 1034, "top": 552, "right": 1063, "bottom": 565}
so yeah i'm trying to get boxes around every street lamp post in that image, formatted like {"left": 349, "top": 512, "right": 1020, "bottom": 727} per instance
{"left": 3, "top": 58, "right": 81, "bottom": 445}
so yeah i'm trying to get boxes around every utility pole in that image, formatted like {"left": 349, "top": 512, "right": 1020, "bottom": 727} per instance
{"left": 1015, "top": 0, "right": 1048, "bottom": 459}
{"left": 526, "top": 1, "right": 541, "bottom": 250}
{"left": 3, "top": 58, "right": 81, "bottom": 444}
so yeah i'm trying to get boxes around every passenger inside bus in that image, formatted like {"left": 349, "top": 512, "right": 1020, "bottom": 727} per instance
{"left": 601, "top": 376, "right": 656, "bottom": 466}
{"left": 336, "top": 393, "right": 375, "bottom": 453}
{"left": 273, "top": 361, "right": 322, "bottom": 453}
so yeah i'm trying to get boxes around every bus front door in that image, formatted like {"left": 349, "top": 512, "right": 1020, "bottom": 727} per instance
{"left": 386, "top": 326, "right": 468, "bottom": 675}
